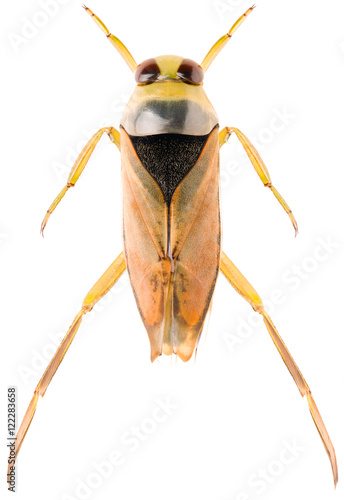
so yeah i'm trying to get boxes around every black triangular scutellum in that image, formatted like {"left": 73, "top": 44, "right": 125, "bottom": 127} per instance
{"left": 128, "top": 127, "right": 218, "bottom": 206}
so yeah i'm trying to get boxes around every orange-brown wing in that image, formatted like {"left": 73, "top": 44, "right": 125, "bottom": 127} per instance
{"left": 170, "top": 127, "right": 221, "bottom": 361}
{"left": 121, "top": 126, "right": 220, "bottom": 362}
{"left": 121, "top": 128, "right": 170, "bottom": 361}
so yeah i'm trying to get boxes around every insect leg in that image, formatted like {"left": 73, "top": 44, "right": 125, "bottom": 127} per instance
{"left": 7, "top": 252, "right": 126, "bottom": 480}
{"left": 82, "top": 5, "right": 137, "bottom": 71}
{"left": 219, "top": 126, "right": 298, "bottom": 236}
{"left": 201, "top": 6, "right": 255, "bottom": 72}
{"left": 41, "top": 126, "right": 120, "bottom": 235}
{"left": 220, "top": 250, "right": 338, "bottom": 486}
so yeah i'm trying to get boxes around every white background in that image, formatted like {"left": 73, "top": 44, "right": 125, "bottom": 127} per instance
{"left": 2, "top": 0, "right": 344, "bottom": 499}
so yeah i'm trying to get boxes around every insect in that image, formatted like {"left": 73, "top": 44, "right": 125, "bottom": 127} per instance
{"left": 8, "top": 4, "right": 337, "bottom": 488}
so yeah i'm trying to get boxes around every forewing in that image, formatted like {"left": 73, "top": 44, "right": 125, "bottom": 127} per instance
{"left": 121, "top": 126, "right": 221, "bottom": 362}
{"left": 121, "top": 129, "right": 170, "bottom": 361}
{"left": 170, "top": 127, "right": 221, "bottom": 361}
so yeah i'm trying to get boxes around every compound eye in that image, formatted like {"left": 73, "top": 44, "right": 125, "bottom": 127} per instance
{"left": 134, "top": 58, "right": 160, "bottom": 84}
{"left": 177, "top": 59, "right": 204, "bottom": 84}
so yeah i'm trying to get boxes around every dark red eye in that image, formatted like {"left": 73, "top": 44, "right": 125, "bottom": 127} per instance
{"left": 177, "top": 59, "right": 204, "bottom": 84}
{"left": 134, "top": 58, "right": 160, "bottom": 84}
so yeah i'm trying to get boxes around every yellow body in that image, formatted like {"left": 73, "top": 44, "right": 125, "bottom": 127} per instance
{"left": 120, "top": 54, "right": 221, "bottom": 361}
{"left": 10, "top": 6, "right": 337, "bottom": 490}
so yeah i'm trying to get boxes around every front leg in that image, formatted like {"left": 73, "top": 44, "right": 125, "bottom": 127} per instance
{"left": 219, "top": 126, "right": 298, "bottom": 236}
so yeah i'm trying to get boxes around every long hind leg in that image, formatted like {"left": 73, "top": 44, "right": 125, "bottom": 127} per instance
{"left": 220, "top": 250, "right": 338, "bottom": 486}
{"left": 7, "top": 252, "right": 126, "bottom": 484}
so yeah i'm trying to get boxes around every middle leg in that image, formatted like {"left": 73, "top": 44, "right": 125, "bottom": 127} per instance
{"left": 41, "top": 126, "right": 120, "bottom": 235}
{"left": 219, "top": 126, "right": 298, "bottom": 236}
